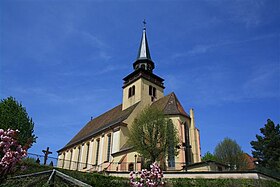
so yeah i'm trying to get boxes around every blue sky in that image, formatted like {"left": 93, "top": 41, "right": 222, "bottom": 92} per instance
{"left": 1, "top": 0, "right": 279, "bottom": 158}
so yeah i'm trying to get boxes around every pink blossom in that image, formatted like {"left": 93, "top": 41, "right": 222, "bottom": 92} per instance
{"left": 129, "top": 162, "right": 165, "bottom": 187}
{"left": 0, "top": 128, "right": 27, "bottom": 178}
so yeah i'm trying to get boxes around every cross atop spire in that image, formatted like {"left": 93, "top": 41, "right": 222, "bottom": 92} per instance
{"left": 133, "top": 20, "right": 155, "bottom": 72}
{"left": 143, "top": 19, "right": 146, "bottom": 30}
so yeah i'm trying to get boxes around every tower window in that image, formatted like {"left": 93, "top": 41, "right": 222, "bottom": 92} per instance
{"left": 128, "top": 85, "right": 135, "bottom": 98}
{"left": 149, "top": 85, "right": 156, "bottom": 97}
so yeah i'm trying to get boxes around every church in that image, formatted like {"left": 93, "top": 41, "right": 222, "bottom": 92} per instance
{"left": 57, "top": 25, "right": 201, "bottom": 172}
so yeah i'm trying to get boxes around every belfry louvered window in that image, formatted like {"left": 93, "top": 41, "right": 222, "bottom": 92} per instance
{"left": 149, "top": 85, "right": 156, "bottom": 101}
{"left": 128, "top": 85, "right": 135, "bottom": 98}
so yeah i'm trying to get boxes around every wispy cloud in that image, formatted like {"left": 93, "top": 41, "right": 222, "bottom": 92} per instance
{"left": 208, "top": 0, "right": 265, "bottom": 27}
{"left": 228, "top": 0, "right": 265, "bottom": 27}
{"left": 172, "top": 33, "right": 277, "bottom": 58}
{"left": 167, "top": 62, "right": 279, "bottom": 106}
{"left": 241, "top": 64, "right": 280, "bottom": 99}
{"left": 10, "top": 86, "right": 109, "bottom": 105}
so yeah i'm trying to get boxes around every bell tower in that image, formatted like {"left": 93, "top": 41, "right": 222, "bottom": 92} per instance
{"left": 122, "top": 21, "right": 165, "bottom": 110}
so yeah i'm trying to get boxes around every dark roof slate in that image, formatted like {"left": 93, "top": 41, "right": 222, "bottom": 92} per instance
{"left": 58, "top": 103, "right": 139, "bottom": 152}
{"left": 152, "top": 92, "right": 189, "bottom": 118}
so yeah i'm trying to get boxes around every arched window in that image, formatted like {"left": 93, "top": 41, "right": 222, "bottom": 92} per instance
{"left": 167, "top": 120, "right": 175, "bottom": 168}
{"left": 129, "top": 87, "right": 132, "bottom": 98}
{"left": 149, "top": 85, "right": 156, "bottom": 101}
{"left": 95, "top": 139, "right": 100, "bottom": 165}
{"left": 69, "top": 150, "right": 73, "bottom": 170}
{"left": 132, "top": 86, "right": 135, "bottom": 96}
{"left": 85, "top": 143, "right": 90, "bottom": 168}
{"left": 184, "top": 122, "right": 191, "bottom": 166}
{"left": 62, "top": 153, "right": 65, "bottom": 168}
{"left": 106, "top": 134, "right": 112, "bottom": 161}
{"left": 76, "top": 146, "right": 81, "bottom": 170}
{"left": 128, "top": 163, "right": 134, "bottom": 171}
{"left": 128, "top": 86, "right": 135, "bottom": 98}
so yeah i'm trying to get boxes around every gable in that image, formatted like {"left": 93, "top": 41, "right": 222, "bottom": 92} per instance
{"left": 151, "top": 92, "right": 190, "bottom": 118}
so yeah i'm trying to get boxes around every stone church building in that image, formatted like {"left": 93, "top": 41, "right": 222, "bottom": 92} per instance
{"left": 57, "top": 26, "right": 201, "bottom": 172}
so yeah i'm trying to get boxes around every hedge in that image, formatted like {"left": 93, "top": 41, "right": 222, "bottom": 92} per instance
{"left": 1, "top": 161, "right": 279, "bottom": 187}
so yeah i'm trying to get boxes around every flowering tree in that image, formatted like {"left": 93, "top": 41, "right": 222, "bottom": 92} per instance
{"left": 130, "top": 162, "right": 165, "bottom": 187}
{"left": 0, "top": 128, "right": 27, "bottom": 182}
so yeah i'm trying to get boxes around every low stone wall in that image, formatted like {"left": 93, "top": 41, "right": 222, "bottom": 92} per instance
{"left": 106, "top": 171, "right": 279, "bottom": 181}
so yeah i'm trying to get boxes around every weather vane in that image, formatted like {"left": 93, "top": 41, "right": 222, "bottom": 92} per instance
{"left": 143, "top": 19, "right": 146, "bottom": 30}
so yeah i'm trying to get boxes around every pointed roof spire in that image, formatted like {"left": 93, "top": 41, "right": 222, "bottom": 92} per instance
{"left": 133, "top": 20, "right": 155, "bottom": 72}
{"left": 137, "top": 19, "right": 151, "bottom": 60}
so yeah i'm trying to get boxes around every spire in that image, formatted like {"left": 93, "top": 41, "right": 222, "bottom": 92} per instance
{"left": 133, "top": 20, "right": 155, "bottom": 72}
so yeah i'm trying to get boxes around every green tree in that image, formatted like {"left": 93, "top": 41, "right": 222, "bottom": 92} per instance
{"left": 0, "top": 97, "right": 36, "bottom": 148}
{"left": 214, "top": 138, "right": 247, "bottom": 170}
{"left": 202, "top": 151, "right": 217, "bottom": 161}
{"left": 250, "top": 119, "right": 280, "bottom": 173}
{"left": 128, "top": 107, "right": 179, "bottom": 166}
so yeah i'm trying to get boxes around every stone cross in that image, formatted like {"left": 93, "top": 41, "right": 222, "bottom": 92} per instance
{"left": 42, "top": 147, "right": 52, "bottom": 165}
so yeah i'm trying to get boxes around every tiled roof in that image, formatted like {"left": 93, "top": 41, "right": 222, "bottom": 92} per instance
{"left": 58, "top": 103, "right": 139, "bottom": 152}
{"left": 152, "top": 92, "right": 189, "bottom": 117}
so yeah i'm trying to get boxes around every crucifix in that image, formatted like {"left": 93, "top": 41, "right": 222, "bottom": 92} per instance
{"left": 42, "top": 147, "right": 52, "bottom": 165}
{"left": 143, "top": 19, "right": 146, "bottom": 30}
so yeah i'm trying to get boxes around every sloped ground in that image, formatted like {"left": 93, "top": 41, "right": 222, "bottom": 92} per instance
{"left": 1, "top": 161, "right": 279, "bottom": 187}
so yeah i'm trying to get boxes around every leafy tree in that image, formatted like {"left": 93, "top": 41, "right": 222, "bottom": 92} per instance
{"left": 128, "top": 107, "right": 179, "bottom": 166}
{"left": 0, "top": 97, "right": 36, "bottom": 148}
{"left": 214, "top": 138, "right": 248, "bottom": 170}
{"left": 202, "top": 151, "right": 217, "bottom": 161}
{"left": 250, "top": 119, "right": 280, "bottom": 173}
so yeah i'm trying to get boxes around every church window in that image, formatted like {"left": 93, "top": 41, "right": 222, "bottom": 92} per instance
{"left": 167, "top": 120, "right": 175, "bottom": 168}
{"left": 149, "top": 85, "right": 156, "bottom": 98}
{"left": 106, "top": 134, "right": 112, "bottom": 161}
{"left": 62, "top": 153, "right": 65, "bottom": 168}
{"left": 69, "top": 150, "right": 73, "bottom": 170}
{"left": 129, "top": 87, "right": 131, "bottom": 98}
{"left": 128, "top": 86, "right": 135, "bottom": 98}
{"left": 132, "top": 86, "right": 135, "bottom": 95}
{"left": 153, "top": 87, "right": 156, "bottom": 97}
{"left": 85, "top": 143, "right": 90, "bottom": 168}
{"left": 128, "top": 163, "right": 134, "bottom": 171}
{"left": 76, "top": 146, "right": 81, "bottom": 170}
{"left": 184, "top": 122, "right": 191, "bottom": 165}
{"left": 95, "top": 140, "right": 100, "bottom": 165}
{"left": 141, "top": 64, "right": 145, "bottom": 69}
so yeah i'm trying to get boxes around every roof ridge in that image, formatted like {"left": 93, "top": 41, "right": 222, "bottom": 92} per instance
{"left": 58, "top": 102, "right": 139, "bottom": 152}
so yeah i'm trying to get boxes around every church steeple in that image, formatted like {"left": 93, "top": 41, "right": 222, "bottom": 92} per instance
{"left": 133, "top": 20, "right": 155, "bottom": 72}
{"left": 122, "top": 21, "right": 164, "bottom": 110}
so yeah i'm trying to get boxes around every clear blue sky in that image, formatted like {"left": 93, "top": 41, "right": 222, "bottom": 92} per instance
{"left": 1, "top": 0, "right": 279, "bottom": 158}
